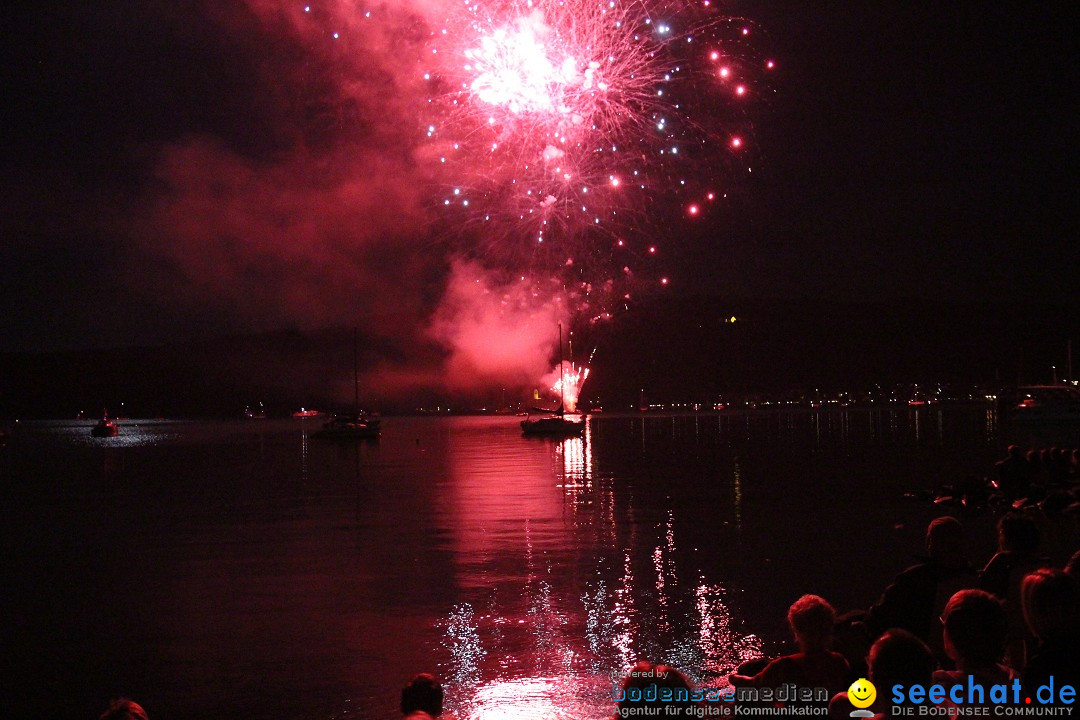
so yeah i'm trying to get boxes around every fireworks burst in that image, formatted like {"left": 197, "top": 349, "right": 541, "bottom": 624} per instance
{"left": 552, "top": 360, "right": 590, "bottom": 413}
{"left": 539, "top": 327, "right": 595, "bottom": 412}
{"left": 424, "top": 0, "right": 768, "bottom": 264}
{"left": 420, "top": 0, "right": 769, "bottom": 405}
{"left": 298, "top": 0, "right": 770, "bottom": 402}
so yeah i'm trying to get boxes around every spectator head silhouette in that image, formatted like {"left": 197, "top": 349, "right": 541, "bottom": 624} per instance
{"left": 941, "top": 589, "right": 1007, "bottom": 668}
{"left": 401, "top": 673, "right": 443, "bottom": 718}
{"left": 926, "top": 516, "right": 964, "bottom": 561}
{"left": 787, "top": 594, "right": 837, "bottom": 652}
{"left": 99, "top": 699, "right": 149, "bottom": 720}
{"left": 868, "top": 629, "right": 935, "bottom": 690}
{"left": 1022, "top": 568, "right": 1079, "bottom": 640}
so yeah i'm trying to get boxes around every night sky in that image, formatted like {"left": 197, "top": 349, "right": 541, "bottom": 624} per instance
{"left": 3, "top": 2, "right": 1078, "bottom": 371}
{"left": 711, "top": 2, "right": 1079, "bottom": 303}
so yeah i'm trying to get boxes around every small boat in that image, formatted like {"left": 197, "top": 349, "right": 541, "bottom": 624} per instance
{"left": 292, "top": 408, "right": 322, "bottom": 418}
{"left": 521, "top": 412, "right": 584, "bottom": 436}
{"left": 1001, "top": 385, "right": 1080, "bottom": 423}
{"left": 91, "top": 417, "right": 119, "bottom": 437}
{"left": 244, "top": 403, "right": 267, "bottom": 420}
{"left": 312, "top": 414, "right": 381, "bottom": 440}
{"left": 521, "top": 323, "right": 584, "bottom": 437}
{"left": 312, "top": 328, "right": 381, "bottom": 441}
{"left": 998, "top": 384, "right": 1080, "bottom": 446}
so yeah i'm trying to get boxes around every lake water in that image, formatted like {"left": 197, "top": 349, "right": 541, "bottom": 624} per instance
{"left": 0, "top": 408, "right": 1008, "bottom": 719}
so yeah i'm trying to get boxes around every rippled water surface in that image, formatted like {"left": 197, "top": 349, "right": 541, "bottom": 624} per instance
{"left": 0, "top": 409, "right": 1005, "bottom": 719}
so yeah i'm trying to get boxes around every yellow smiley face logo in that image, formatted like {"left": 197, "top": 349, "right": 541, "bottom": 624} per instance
{"left": 848, "top": 678, "right": 876, "bottom": 709}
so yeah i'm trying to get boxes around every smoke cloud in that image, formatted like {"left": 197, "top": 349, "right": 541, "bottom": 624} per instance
{"left": 367, "top": 260, "right": 568, "bottom": 397}
{"left": 119, "top": 0, "right": 568, "bottom": 402}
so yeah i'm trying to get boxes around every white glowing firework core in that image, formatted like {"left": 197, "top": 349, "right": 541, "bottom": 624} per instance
{"left": 426, "top": 0, "right": 765, "bottom": 260}
{"left": 551, "top": 360, "right": 590, "bottom": 413}
{"left": 465, "top": 10, "right": 606, "bottom": 122}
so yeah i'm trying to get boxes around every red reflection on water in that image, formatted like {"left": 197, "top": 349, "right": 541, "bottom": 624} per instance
{"left": 435, "top": 417, "right": 765, "bottom": 717}
{"left": 459, "top": 675, "right": 614, "bottom": 719}
{"left": 441, "top": 419, "right": 573, "bottom": 559}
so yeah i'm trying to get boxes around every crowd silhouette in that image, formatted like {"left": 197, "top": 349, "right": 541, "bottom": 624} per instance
{"left": 606, "top": 441, "right": 1080, "bottom": 719}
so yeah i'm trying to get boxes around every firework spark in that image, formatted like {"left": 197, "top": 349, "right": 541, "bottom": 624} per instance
{"left": 552, "top": 360, "right": 590, "bottom": 413}
{"left": 298, "top": 0, "right": 768, "bottom": 401}
{"left": 424, "top": 0, "right": 764, "bottom": 261}
{"left": 418, "top": 0, "right": 767, "bottom": 403}
{"left": 540, "top": 339, "right": 596, "bottom": 412}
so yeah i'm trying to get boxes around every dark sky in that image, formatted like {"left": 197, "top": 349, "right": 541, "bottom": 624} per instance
{"left": 695, "top": 2, "right": 1080, "bottom": 302}
{"left": 3, "top": 1, "right": 1078, "bottom": 356}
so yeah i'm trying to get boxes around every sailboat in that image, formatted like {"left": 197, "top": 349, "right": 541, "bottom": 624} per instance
{"left": 312, "top": 328, "right": 381, "bottom": 440}
{"left": 91, "top": 411, "right": 119, "bottom": 437}
{"left": 521, "top": 323, "right": 585, "bottom": 437}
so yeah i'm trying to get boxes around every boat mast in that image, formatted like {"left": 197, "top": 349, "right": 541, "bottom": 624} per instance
{"left": 353, "top": 327, "right": 359, "bottom": 416}
{"left": 1069, "top": 339, "right": 1074, "bottom": 384}
{"left": 558, "top": 322, "right": 565, "bottom": 415}
{"left": 568, "top": 328, "right": 574, "bottom": 376}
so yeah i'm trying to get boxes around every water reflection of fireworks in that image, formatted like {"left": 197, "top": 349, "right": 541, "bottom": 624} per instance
{"left": 441, "top": 493, "right": 762, "bottom": 716}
